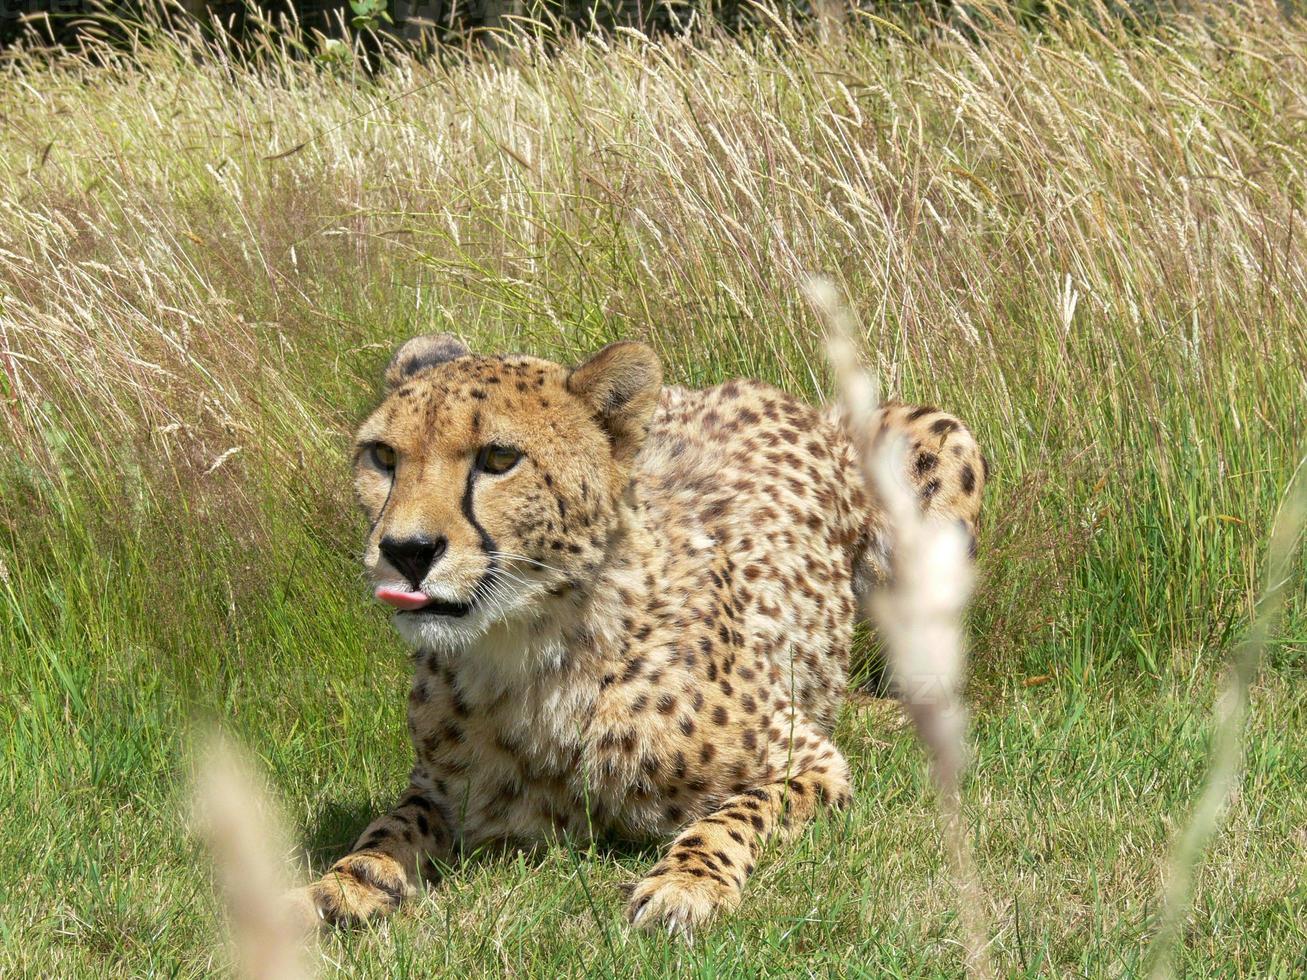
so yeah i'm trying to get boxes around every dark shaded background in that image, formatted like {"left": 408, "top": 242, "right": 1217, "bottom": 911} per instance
{"left": 0, "top": 0, "right": 1184, "bottom": 50}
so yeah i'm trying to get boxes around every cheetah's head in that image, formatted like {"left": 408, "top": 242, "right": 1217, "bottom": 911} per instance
{"left": 353, "top": 335, "right": 662, "bottom": 652}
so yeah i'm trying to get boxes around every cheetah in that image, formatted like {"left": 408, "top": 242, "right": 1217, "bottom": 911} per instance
{"left": 282, "top": 334, "right": 987, "bottom": 936}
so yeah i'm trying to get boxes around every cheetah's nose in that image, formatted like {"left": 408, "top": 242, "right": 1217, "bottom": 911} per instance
{"left": 379, "top": 535, "right": 447, "bottom": 589}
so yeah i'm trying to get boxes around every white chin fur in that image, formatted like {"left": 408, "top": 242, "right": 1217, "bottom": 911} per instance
{"left": 389, "top": 580, "right": 546, "bottom": 654}
{"left": 391, "top": 604, "right": 496, "bottom": 651}
{"left": 390, "top": 582, "right": 573, "bottom": 696}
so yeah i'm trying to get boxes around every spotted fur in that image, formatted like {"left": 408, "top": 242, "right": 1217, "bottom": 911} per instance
{"left": 282, "top": 335, "right": 987, "bottom": 936}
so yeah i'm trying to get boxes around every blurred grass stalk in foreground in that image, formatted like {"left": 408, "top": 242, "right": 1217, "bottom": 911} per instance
{"left": 194, "top": 733, "right": 312, "bottom": 980}
{"left": 819, "top": 279, "right": 994, "bottom": 977}
{"left": 1147, "top": 455, "right": 1307, "bottom": 980}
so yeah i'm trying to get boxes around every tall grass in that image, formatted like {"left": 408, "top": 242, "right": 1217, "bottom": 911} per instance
{"left": 2, "top": 3, "right": 1305, "bottom": 975}
{"left": 4, "top": 3, "right": 1303, "bottom": 683}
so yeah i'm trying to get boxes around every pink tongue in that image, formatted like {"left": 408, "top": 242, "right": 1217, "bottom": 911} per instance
{"left": 375, "top": 587, "right": 433, "bottom": 611}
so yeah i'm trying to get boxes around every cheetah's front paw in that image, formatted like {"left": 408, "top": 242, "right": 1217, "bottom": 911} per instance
{"left": 282, "top": 850, "right": 413, "bottom": 931}
{"left": 626, "top": 868, "right": 741, "bottom": 938}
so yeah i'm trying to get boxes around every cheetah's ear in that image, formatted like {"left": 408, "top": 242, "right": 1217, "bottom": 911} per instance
{"left": 567, "top": 341, "right": 662, "bottom": 464}
{"left": 384, "top": 334, "right": 471, "bottom": 389}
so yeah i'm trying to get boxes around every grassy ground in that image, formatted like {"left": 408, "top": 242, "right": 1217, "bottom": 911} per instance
{"left": 2, "top": 4, "right": 1305, "bottom": 976}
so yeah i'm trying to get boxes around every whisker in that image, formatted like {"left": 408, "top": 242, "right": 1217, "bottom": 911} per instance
{"left": 486, "top": 551, "right": 569, "bottom": 576}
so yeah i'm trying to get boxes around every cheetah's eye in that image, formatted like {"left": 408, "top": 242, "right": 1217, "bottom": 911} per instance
{"left": 369, "top": 443, "right": 397, "bottom": 472}
{"left": 476, "top": 444, "right": 522, "bottom": 475}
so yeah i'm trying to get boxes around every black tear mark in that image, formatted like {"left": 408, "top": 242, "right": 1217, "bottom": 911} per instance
{"left": 462, "top": 460, "right": 499, "bottom": 602}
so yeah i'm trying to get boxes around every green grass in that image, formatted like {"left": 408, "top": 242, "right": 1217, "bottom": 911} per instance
{"left": 2, "top": 3, "right": 1306, "bottom": 975}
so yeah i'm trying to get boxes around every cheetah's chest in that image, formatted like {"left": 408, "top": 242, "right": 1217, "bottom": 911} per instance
{"left": 407, "top": 656, "right": 603, "bottom": 845}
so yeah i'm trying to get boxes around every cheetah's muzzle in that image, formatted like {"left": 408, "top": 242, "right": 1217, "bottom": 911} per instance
{"left": 402, "top": 598, "right": 473, "bottom": 618}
